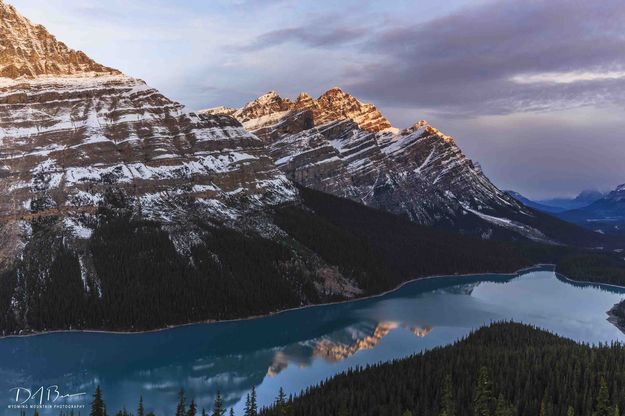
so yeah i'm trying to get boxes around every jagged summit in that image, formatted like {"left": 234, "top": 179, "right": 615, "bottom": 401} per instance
{"left": 0, "top": 0, "right": 118, "bottom": 78}
{"left": 203, "top": 87, "right": 392, "bottom": 134}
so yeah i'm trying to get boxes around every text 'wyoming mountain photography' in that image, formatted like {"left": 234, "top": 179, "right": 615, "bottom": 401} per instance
{"left": 1, "top": 1, "right": 625, "bottom": 415}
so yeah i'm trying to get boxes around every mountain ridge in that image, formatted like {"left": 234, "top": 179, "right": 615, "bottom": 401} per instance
{"left": 204, "top": 87, "right": 393, "bottom": 135}
{"left": 205, "top": 89, "right": 611, "bottom": 247}
{"left": 0, "top": 0, "right": 119, "bottom": 78}
{"left": 557, "top": 183, "right": 625, "bottom": 236}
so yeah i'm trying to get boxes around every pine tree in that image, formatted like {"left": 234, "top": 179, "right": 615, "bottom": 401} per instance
{"left": 439, "top": 375, "right": 455, "bottom": 416}
{"left": 275, "top": 388, "right": 287, "bottom": 416}
{"left": 229, "top": 408, "right": 235, "bottom": 416}
{"left": 249, "top": 387, "right": 258, "bottom": 416}
{"left": 213, "top": 391, "right": 225, "bottom": 416}
{"left": 201, "top": 408, "right": 207, "bottom": 416}
{"left": 187, "top": 399, "right": 197, "bottom": 416}
{"left": 176, "top": 390, "right": 186, "bottom": 416}
{"left": 244, "top": 394, "right": 251, "bottom": 416}
{"left": 90, "top": 386, "right": 106, "bottom": 416}
{"left": 594, "top": 378, "right": 611, "bottom": 416}
{"left": 473, "top": 367, "right": 494, "bottom": 416}
{"left": 138, "top": 396, "right": 144, "bottom": 416}
{"left": 567, "top": 406, "right": 575, "bottom": 416}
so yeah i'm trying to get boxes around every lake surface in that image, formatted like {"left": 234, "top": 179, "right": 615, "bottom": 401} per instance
{"left": 1, "top": 268, "right": 624, "bottom": 415}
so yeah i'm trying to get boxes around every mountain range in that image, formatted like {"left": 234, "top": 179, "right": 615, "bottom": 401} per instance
{"left": 557, "top": 184, "right": 625, "bottom": 236}
{"left": 507, "top": 187, "right": 625, "bottom": 236}
{"left": 506, "top": 190, "right": 605, "bottom": 214}
{"left": 204, "top": 90, "right": 610, "bottom": 246}
{"left": 0, "top": 0, "right": 621, "bottom": 333}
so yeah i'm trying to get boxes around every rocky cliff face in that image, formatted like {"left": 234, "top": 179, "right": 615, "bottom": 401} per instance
{"left": 0, "top": 7, "right": 299, "bottom": 269}
{"left": 0, "top": 1, "right": 118, "bottom": 78}
{"left": 203, "top": 89, "right": 558, "bottom": 243}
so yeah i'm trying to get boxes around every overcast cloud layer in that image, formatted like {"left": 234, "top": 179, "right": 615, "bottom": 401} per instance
{"left": 9, "top": 0, "right": 625, "bottom": 199}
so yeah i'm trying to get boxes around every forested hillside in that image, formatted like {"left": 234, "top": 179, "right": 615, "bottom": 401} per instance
{"left": 260, "top": 322, "right": 625, "bottom": 416}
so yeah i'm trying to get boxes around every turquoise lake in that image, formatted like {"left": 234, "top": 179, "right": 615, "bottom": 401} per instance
{"left": 1, "top": 268, "right": 624, "bottom": 415}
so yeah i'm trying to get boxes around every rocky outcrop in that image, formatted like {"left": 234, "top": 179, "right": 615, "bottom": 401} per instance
{"left": 205, "top": 87, "right": 392, "bottom": 136}
{"left": 0, "top": 1, "right": 118, "bottom": 78}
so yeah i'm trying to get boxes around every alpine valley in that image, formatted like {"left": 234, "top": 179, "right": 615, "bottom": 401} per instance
{"left": 0, "top": 0, "right": 622, "bottom": 335}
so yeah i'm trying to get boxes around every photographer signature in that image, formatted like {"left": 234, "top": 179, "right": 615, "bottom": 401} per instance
{"left": 10, "top": 386, "right": 86, "bottom": 405}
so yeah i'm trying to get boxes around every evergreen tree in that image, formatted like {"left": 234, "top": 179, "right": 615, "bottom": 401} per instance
{"left": 249, "top": 387, "right": 258, "bottom": 416}
{"left": 229, "top": 408, "right": 235, "bottom": 416}
{"left": 244, "top": 394, "right": 251, "bottom": 416}
{"left": 213, "top": 391, "right": 225, "bottom": 416}
{"left": 567, "top": 406, "right": 575, "bottom": 416}
{"left": 594, "top": 378, "right": 611, "bottom": 416}
{"left": 176, "top": 390, "right": 186, "bottom": 416}
{"left": 138, "top": 396, "right": 144, "bottom": 416}
{"left": 275, "top": 388, "right": 287, "bottom": 416}
{"left": 201, "top": 408, "right": 207, "bottom": 416}
{"left": 90, "top": 386, "right": 106, "bottom": 416}
{"left": 402, "top": 411, "right": 414, "bottom": 416}
{"left": 187, "top": 399, "right": 197, "bottom": 416}
{"left": 439, "top": 375, "right": 455, "bottom": 416}
{"left": 473, "top": 367, "right": 494, "bottom": 416}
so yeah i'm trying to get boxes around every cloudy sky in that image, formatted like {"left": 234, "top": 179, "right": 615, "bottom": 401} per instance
{"left": 10, "top": 0, "right": 625, "bottom": 199}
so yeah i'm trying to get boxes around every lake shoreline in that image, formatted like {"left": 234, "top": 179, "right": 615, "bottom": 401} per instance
{"left": 0, "top": 263, "right": 579, "bottom": 340}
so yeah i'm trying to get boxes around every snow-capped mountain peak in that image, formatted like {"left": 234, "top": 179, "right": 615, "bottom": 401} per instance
{"left": 204, "top": 87, "right": 392, "bottom": 136}
{"left": 203, "top": 88, "right": 585, "bottom": 243}
{"left": 0, "top": 0, "right": 118, "bottom": 78}
{"left": 0, "top": 1, "right": 295, "bottom": 260}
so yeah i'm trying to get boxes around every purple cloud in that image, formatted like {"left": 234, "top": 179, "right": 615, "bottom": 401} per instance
{"left": 346, "top": 0, "right": 625, "bottom": 116}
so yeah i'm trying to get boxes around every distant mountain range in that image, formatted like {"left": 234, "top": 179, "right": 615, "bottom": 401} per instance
{"left": 557, "top": 184, "right": 625, "bottom": 236}
{"left": 506, "top": 190, "right": 605, "bottom": 214}
{"left": 540, "top": 190, "right": 605, "bottom": 211}
{"left": 507, "top": 188, "right": 624, "bottom": 236}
